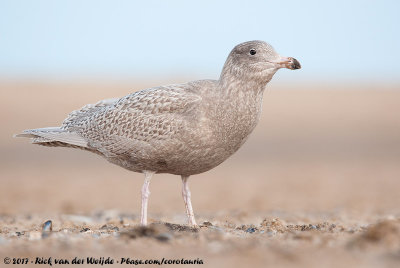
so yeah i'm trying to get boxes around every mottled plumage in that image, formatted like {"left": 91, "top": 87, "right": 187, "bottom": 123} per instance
{"left": 16, "top": 41, "right": 301, "bottom": 226}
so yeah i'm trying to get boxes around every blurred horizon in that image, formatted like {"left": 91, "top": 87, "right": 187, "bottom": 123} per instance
{"left": 1, "top": 0, "right": 400, "bottom": 83}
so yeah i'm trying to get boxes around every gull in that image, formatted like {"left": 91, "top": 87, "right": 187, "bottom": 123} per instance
{"left": 15, "top": 41, "right": 301, "bottom": 226}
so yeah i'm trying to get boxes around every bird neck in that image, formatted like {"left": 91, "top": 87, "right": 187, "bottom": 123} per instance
{"left": 218, "top": 72, "right": 271, "bottom": 100}
{"left": 218, "top": 77, "right": 267, "bottom": 98}
{"left": 215, "top": 71, "right": 268, "bottom": 132}
{"left": 218, "top": 63, "right": 277, "bottom": 97}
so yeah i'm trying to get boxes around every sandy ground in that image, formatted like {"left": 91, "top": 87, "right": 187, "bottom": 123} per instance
{"left": 1, "top": 80, "right": 400, "bottom": 267}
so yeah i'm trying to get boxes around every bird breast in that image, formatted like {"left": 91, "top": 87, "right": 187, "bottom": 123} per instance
{"left": 205, "top": 87, "right": 264, "bottom": 156}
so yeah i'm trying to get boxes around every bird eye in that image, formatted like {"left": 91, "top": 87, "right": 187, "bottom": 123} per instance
{"left": 249, "top": 49, "right": 256, "bottom": 55}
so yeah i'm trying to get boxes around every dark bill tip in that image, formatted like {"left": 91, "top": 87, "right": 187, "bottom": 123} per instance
{"left": 290, "top": 58, "right": 301, "bottom": 70}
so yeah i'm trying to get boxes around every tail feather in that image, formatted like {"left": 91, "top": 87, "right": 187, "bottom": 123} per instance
{"left": 15, "top": 127, "right": 88, "bottom": 148}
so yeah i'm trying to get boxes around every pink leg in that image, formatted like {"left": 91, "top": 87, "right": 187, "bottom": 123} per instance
{"left": 140, "top": 171, "right": 155, "bottom": 226}
{"left": 181, "top": 175, "right": 197, "bottom": 226}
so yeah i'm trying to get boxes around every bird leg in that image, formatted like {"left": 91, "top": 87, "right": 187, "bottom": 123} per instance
{"left": 181, "top": 175, "right": 197, "bottom": 226}
{"left": 140, "top": 171, "right": 155, "bottom": 225}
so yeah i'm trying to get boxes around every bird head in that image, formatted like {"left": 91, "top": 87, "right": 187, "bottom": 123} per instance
{"left": 220, "top": 40, "right": 301, "bottom": 85}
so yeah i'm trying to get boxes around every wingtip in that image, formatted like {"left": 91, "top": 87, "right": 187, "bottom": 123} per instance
{"left": 14, "top": 132, "right": 35, "bottom": 138}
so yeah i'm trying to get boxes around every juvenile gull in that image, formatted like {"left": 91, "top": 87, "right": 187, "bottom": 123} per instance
{"left": 15, "top": 41, "right": 301, "bottom": 226}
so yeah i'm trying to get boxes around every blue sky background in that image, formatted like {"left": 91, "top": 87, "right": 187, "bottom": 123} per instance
{"left": 0, "top": 0, "right": 399, "bottom": 82}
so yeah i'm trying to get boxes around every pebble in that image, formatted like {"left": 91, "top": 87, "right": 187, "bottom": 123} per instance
{"left": 100, "top": 224, "right": 119, "bottom": 231}
{"left": 42, "top": 220, "right": 53, "bottom": 232}
{"left": 246, "top": 227, "right": 257, "bottom": 233}
{"left": 10, "top": 231, "right": 23, "bottom": 237}
{"left": 156, "top": 232, "right": 173, "bottom": 242}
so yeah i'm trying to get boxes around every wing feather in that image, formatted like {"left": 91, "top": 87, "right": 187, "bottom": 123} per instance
{"left": 64, "top": 83, "right": 204, "bottom": 157}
